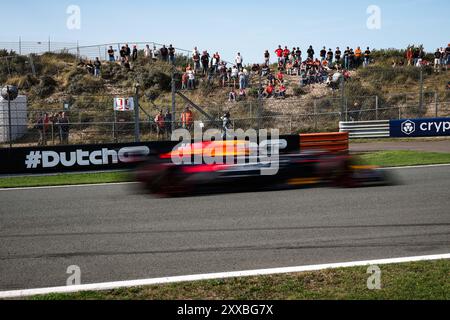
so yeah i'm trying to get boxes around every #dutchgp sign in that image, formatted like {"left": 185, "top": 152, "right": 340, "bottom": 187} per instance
{"left": 390, "top": 117, "right": 450, "bottom": 137}
{"left": 114, "top": 97, "right": 135, "bottom": 111}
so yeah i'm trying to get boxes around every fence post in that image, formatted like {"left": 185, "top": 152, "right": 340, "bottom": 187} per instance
{"left": 313, "top": 99, "right": 318, "bottom": 131}
{"left": 134, "top": 84, "right": 141, "bottom": 142}
{"left": 171, "top": 69, "right": 176, "bottom": 132}
{"left": 19, "top": 36, "right": 22, "bottom": 55}
{"left": 419, "top": 67, "right": 424, "bottom": 111}
{"left": 375, "top": 95, "right": 379, "bottom": 120}
{"left": 340, "top": 76, "right": 345, "bottom": 121}
{"left": 435, "top": 92, "right": 438, "bottom": 117}
{"left": 257, "top": 74, "right": 263, "bottom": 130}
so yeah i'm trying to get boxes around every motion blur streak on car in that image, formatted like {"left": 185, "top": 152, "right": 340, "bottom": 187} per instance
{"left": 134, "top": 140, "right": 394, "bottom": 197}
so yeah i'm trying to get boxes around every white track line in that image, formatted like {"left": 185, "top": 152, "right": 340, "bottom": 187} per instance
{"left": 0, "top": 253, "right": 448, "bottom": 299}
{"left": 381, "top": 163, "right": 450, "bottom": 170}
{"left": 1, "top": 163, "right": 449, "bottom": 191}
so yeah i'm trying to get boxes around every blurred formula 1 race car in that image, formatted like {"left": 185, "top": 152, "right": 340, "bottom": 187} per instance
{"left": 134, "top": 139, "right": 393, "bottom": 197}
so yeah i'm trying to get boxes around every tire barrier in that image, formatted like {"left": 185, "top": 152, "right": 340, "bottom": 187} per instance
{"left": 300, "top": 132, "right": 349, "bottom": 153}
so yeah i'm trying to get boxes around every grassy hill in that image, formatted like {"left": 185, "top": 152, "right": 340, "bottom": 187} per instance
{"left": 0, "top": 48, "right": 449, "bottom": 145}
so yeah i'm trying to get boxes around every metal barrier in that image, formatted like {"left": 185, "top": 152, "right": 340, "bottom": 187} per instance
{"left": 339, "top": 120, "right": 390, "bottom": 138}
{"left": 300, "top": 132, "right": 349, "bottom": 153}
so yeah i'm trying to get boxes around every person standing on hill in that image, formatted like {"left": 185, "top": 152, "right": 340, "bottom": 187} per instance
{"left": 445, "top": 44, "right": 450, "bottom": 69}
{"left": 320, "top": 47, "right": 327, "bottom": 62}
{"left": 144, "top": 45, "right": 152, "bottom": 62}
{"left": 132, "top": 45, "right": 138, "bottom": 61}
{"left": 235, "top": 52, "right": 243, "bottom": 70}
{"left": 307, "top": 45, "right": 315, "bottom": 60}
{"left": 107, "top": 46, "right": 115, "bottom": 62}
{"left": 154, "top": 110, "right": 165, "bottom": 139}
{"left": 364, "top": 47, "right": 371, "bottom": 67}
{"left": 94, "top": 57, "right": 102, "bottom": 77}
{"left": 125, "top": 44, "right": 131, "bottom": 60}
{"left": 295, "top": 47, "right": 302, "bottom": 62}
{"left": 193, "top": 47, "right": 201, "bottom": 72}
{"left": 434, "top": 48, "right": 442, "bottom": 72}
{"left": 406, "top": 47, "right": 413, "bottom": 66}
{"left": 201, "top": 51, "right": 210, "bottom": 75}
{"left": 354, "top": 46, "right": 362, "bottom": 67}
{"left": 275, "top": 45, "right": 283, "bottom": 63}
{"left": 326, "top": 48, "right": 333, "bottom": 65}
{"left": 160, "top": 45, "right": 169, "bottom": 62}
{"left": 264, "top": 50, "right": 270, "bottom": 66}
{"left": 58, "top": 112, "right": 70, "bottom": 145}
{"left": 168, "top": 45, "right": 176, "bottom": 64}
{"left": 181, "top": 107, "right": 194, "bottom": 130}
{"left": 335, "top": 47, "right": 342, "bottom": 65}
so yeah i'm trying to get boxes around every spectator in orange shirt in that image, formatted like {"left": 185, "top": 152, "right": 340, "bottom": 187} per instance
{"left": 181, "top": 107, "right": 194, "bottom": 130}
{"left": 155, "top": 110, "right": 165, "bottom": 139}
{"left": 406, "top": 48, "right": 414, "bottom": 66}
{"left": 355, "top": 46, "right": 362, "bottom": 67}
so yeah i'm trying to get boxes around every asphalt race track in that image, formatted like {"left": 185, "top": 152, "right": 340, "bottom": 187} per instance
{"left": 0, "top": 166, "right": 449, "bottom": 291}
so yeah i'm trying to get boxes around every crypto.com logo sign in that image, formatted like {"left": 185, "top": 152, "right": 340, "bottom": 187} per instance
{"left": 67, "top": 5, "right": 81, "bottom": 30}
{"left": 367, "top": 5, "right": 381, "bottom": 30}
{"left": 171, "top": 123, "right": 283, "bottom": 176}
{"left": 401, "top": 120, "right": 416, "bottom": 135}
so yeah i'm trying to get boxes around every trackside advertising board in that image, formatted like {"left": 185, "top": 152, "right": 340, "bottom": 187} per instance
{"left": 0, "top": 135, "right": 300, "bottom": 175}
{"left": 390, "top": 117, "right": 450, "bottom": 138}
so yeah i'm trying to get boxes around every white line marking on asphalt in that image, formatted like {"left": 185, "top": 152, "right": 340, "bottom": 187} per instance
{"left": 381, "top": 163, "right": 450, "bottom": 170}
{"left": 0, "top": 253, "right": 448, "bottom": 299}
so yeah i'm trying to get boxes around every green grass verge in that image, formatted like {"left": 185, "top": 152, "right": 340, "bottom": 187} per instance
{"left": 359, "top": 150, "right": 450, "bottom": 167}
{"left": 30, "top": 260, "right": 449, "bottom": 300}
{"left": 0, "top": 171, "right": 132, "bottom": 188}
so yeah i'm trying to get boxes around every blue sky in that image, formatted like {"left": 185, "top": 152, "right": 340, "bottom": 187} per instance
{"left": 2, "top": 0, "right": 449, "bottom": 62}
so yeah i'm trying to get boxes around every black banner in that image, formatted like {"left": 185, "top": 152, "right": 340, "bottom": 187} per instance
{"left": 0, "top": 135, "right": 300, "bottom": 175}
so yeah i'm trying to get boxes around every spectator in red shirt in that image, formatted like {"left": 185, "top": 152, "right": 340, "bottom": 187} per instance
{"left": 275, "top": 45, "right": 283, "bottom": 62}
{"left": 276, "top": 70, "right": 284, "bottom": 83}
{"left": 264, "top": 83, "right": 274, "bottom": 98}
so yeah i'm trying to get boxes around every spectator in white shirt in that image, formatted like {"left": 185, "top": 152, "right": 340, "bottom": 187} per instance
{"left": 235, "top": 53, "right": 243, "bottom": 70}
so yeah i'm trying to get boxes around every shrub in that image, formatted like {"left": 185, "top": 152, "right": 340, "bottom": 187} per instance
{"left": 32, "top": 75, "right": 57, "bottom": 98}
{"left": 292, "top": 85, "right": 307, "bottom": 96}
{"left": 66, "top": 74, "right": 104, "bottom": 94}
